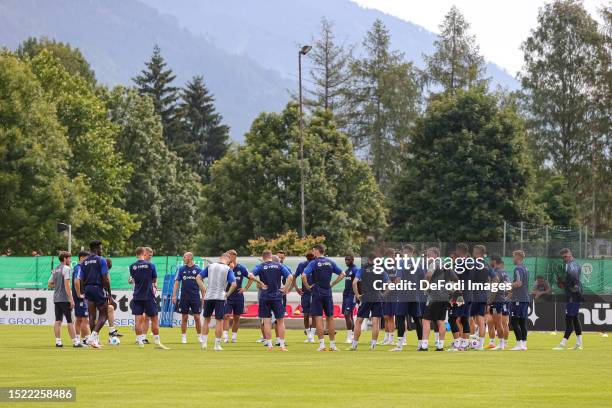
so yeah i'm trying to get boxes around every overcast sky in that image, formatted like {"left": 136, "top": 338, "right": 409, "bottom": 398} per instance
{"left": 351, "top": 0, "right": 606, "bottom": 75}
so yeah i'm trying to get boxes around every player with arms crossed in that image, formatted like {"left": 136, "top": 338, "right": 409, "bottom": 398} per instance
{"left": 223, "top": 249, "right": 252, "bottom": 343}
{"left": 130, "top": 247, "right": 168, "bottom": 349}
{"left": 447, "top": 243, "right": 472, "bottom": 351}
{"left": 487, "top": 255, "right": 510, "bottom": 350}
{"left": 391, "top": 244, "right": 425, "bottom": 351}
{"left": 508, "top": 250, "right": 529, "bottom": 351}
{"left": 554, "top": 248, "right": 584, "bottom": 350}
{"left": 293, "top": 251, "right": 316, "bottom": 342}
{"left": 74, "top": 240, "right": 111, "bottom": 348}
{"left": 173, "top": 252, "right": 204, "bottom": 344}
{"left": 197, "top": 252, "right": 237, "bottom": 350}
{"left": 72, "top": 251, "right": 91, "bottom": 346}
{"left": 48, "top": 251, "right": 78, "bottom": 347}
{"left": 276, "top": 250, "right": 291, "bottom": 314}
{"left": 381, "top": 248, "right": 398, "bottom": 346}
{"left": 470, "top": 244, "right": 490, "bottom": 350}
{"left": 348, "top": 253, "right": 386, "bottom": 351}
{"left": 342, "top": 255, "right": 359, "bottom": 344}
{"left": 422, "top": 247, "right": 457, "bottom": 351}
{"left": 249, "top": 250, "right": 293, "bottom": 351}
{"left": 302, "top": 244, "right": 345, "bottom": 352}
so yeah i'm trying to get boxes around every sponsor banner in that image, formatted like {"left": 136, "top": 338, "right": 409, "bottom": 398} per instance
{"left": 0, "top": 290, "right": 313, "bottom": 327}
{"left": 0, "top": 290, "right": 184, "bottom": 327}
{"left": 525, "top": 295, "right": 612, "bottom": 331}
{"left": 0, "top": 290, "right": 610, "bottom": 330}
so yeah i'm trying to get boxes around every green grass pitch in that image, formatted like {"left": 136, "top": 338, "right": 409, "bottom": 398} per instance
{"left": 1, "top": 326, "right": 611, "bottom": 407}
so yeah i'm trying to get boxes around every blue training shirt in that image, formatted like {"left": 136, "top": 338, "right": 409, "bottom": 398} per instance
{"left": 71, "top": 263, "right": 81, "bottom": 299}
{"left": 493, "top": 268, "right": 510, "bottom": 303}
{"left": 511, "top": 264, "right": 530, "bottom": 302}
{"left": 129, "top": 259, "right": 157, "bottom": 301}
{"left": 79, "top": 255, "right": 108, "bottom": 287}
{"left": 471, "top": 262, "right": 491, "bottom": 302}
{"left": 175, "top": 264, "right": 202, "bottom": 301}
{"left": 294, "top": 260, "right": 313, "bottom": 293}
{"left": 343, "top": 264, "right": 359, "bottom": 296}
{"left": 251, "top": 261, "right": 291, "bottom": 301}
{"left": 355, "top": 267, "right": 389, "bottom": 282}
{"left": 564, "top": 260, "right": 583, "bottom": 302}
{"left": 226, "top": 263, "right": 249, "bottom": 300}
{"left": 303, "top": 257, "right": 343, "bottom": 297}
{"left": 397, "top": 260, "right": 426, "bottom": 302}
{"left": 456, "top": 258, "right": 473, "bottom": 302}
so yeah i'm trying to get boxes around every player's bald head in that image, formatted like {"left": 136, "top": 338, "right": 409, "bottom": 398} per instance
{"left": 183, "top": 252, "right": 193, "bottom": 260}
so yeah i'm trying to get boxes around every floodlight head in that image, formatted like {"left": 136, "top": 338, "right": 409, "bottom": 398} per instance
{"left": 300, "top": 45, "right": 312, "bottom": 55}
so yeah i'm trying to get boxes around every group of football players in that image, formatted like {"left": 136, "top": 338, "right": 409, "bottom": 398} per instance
{"left": 50, "top": 240, "right": 584, "bottom": 352}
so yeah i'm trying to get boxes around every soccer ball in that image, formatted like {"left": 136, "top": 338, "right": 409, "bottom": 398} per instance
{"left": 470, "top": 338, "right": 480, "bottom": 349}
{"left": 108, "top": 336, "right": 121, "bottom": 346}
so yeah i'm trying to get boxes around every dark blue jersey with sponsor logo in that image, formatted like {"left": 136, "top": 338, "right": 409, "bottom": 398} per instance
{"left": 564, "top": 260, "right": 583, "bottom": 302}
{"left": 129, "top": 259, "right": 157, "bottom": 301}
{"left": 226, "top": 263, "right": 249, "bottom": 300}
{"left": 511, "top": 264, "right": 529, "bottom": 302}
{"left": 79, "top": 255, "right": 108, "bottom": 287}
{"left": 343, "top": 264, "right": 359, "bottom": 296}
{"left": 294, "top": 260, "right": 313, "bottom": 293}
{"left": 304, "top": 257, "right": 343, "bottom": 297}
{"left": 493, "top": 268, "right": 510, "bottom": 302}
{"left": 455, "top": 258, "right": 473, "bottom": 302}
{"left": 71, "top": 263, "right": 82, "bottom": 299}
{"left": 397, "top": 260, "right": 426, "bottom": 302}
{"left": 471, "top": 263, "right": 491, "bottom": 302}
{"left": 252, "top": 261, "right": 291, "bottom": 301}
{"left": 175, "top": 264, "right": 202, "bottom": 301}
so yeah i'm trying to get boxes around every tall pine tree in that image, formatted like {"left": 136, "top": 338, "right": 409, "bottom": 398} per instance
{"left": 520, "top": 0, "right": 608, "bottom": 231}
{"left": 306, "top": 17, "right": 353, "bottom": 128}
{"left": 177, "top": 75, "right": 230, "bottom": 182}
{"left": 345, "top": 19, "right": 421, "bottom": 191}
{"left": 423, "top": 6, "right": 488, "bottom": 93}
{"left": 133, "top": 45, "right": 179, "bottom": 143}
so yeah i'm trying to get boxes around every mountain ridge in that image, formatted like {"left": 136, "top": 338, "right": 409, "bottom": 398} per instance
{"left": 0, "top": 0, "right": 519, "bottom": 140}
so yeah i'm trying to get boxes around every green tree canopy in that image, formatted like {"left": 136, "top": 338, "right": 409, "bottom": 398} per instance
{"left": 105, "top": 86, "right": 201, "bottom": 255}
{"left": 28, "top": 51, "right": 138, "bottom": 253}
{"left": 345, "top": 19, "right": 421, "bottom": 192}
{"left": 198, "top": 104, "right": 386, "bottom": 255}
{"left": 133, "top": 45, "right": 179, "bottom": 143}
{"left": 423, "top": 6, "right": 488, "bottom": 93}
{"left": 306, "top": 17, "right": 353, "bottom": 128}
{"left": 520, "top": 0, "right": 608, "bottom": 230}
{"left": 389, "top": 87, "right": 543, "bottom": 242}
{"left": 0, "top": 52, "right": 85, "bottom": 254}
{"left": 16, "top": 37, "right": 96, "bottom": 85}
{"left": 176, "top": 75, "right": 230, "bottom": 182}
{"left": 535, "top": 173, "right": 578, "bottom": 227}
{"left": 247, "top": 230, "right": 326, "bottom": 256}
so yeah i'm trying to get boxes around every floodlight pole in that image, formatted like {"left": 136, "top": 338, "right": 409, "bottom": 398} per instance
{"left": 298, "top": 45, "right": 311, "bottom": 238}
{"left": 68, "top": 224, "right": 72, "bottom": 254}
{"left": 502, "top": 221, "right": 507, "bottom": 257}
